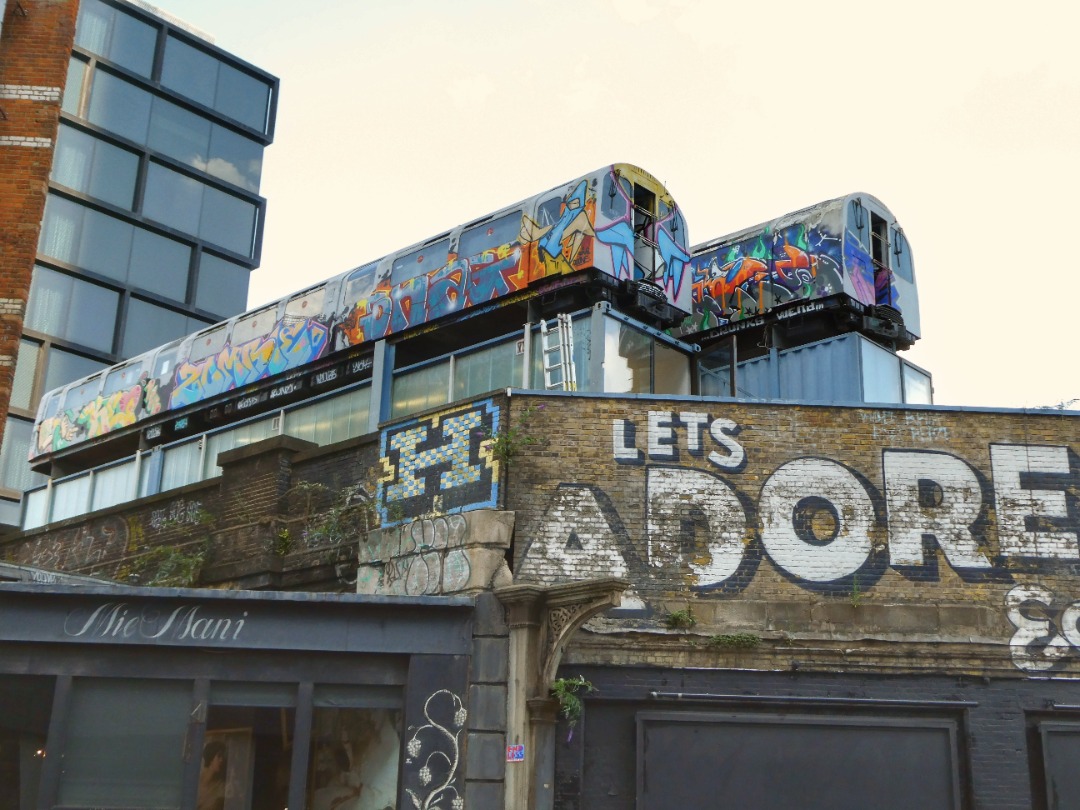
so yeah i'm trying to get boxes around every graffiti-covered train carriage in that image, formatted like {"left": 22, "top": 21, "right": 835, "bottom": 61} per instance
{"left": 30, "top": 163, "right": 692, "bottom": 471}
{"left": 676, "top": 193, "right": 919, "bottom": 354}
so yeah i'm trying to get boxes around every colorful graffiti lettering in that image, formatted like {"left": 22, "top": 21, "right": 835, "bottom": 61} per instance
{"left": 34, "top": 375, "right": 164, "bottom": 456}
{"left": 171, "top": 317, "right": 330, "bottom": 409}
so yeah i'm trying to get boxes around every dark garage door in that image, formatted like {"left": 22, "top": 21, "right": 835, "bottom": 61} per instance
{"left": 637, "top": 711, "right": 961, "bottom": 810}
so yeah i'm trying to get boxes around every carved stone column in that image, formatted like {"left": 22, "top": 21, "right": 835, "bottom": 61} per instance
{"left": 496, "top": 577, "right": 628, "bottom": 810}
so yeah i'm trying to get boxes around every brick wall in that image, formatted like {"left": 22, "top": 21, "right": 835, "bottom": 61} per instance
{"left": 0, "top": 0, "right": 79, "bottom": 435}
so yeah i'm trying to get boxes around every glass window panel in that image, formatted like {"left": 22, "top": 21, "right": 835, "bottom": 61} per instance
{"left": 286, "top": 286, "right": 325, "bottom": 318}
{"left": 391, "top": 361, "right": 449, "bottom": 418}
{"left": 161, "top": 439, "right": 201, "bottom": 491}
{"left": 86, "top": 136, "right": 138, "bottom": 209}
{"left": 654, "top": 341, "right": 691, "bottom": 395}
{"left": 195, "top": 253, "right": 249, "bottom": 316}
{"left": 860, "top": 338, "right": 903, "bottom": 403}
{"left": 199, "top": 185, "right": 257, "bottom": 257}
{"left": 74, "top": 0, "right": 110, "bottom": 55}
{"left": 308, "top": 708, "right": 400, "bottom": 810}
{"left": 189, "top": 326, "right": 227, "bottom": 363}
{"left": 78, "top": 207, "right": 133, "bottom": 282}
{"left": 123, "top": 299, "right": 189, "bottom": 357}
{"left": 604, "top": 319, "right": 652, "bottom": 394}
{"left": 129, "top": 227, "right": 190, "bottom": 302}
{"left": 215, "top": 63, "right": 270, "bottom": 132}
{"left": 58, "top": 678, "right": 189, "bottom": 807}
{"left": 23, "top": 486, "right": 50, "bottom": 529}
{"left": 11, "top": 340, "right": 40, "bottom": 412}
{"left": 391, "top": 240, "right": 449, "bottom": 286}
{"left": 160, "top": 35, "right": 218, "bottom": 108}
{"left": 102, "top": 359, "right": 147, "bottom": 396}
{"left": 25, "top": 266, "right": 118, "bottom": 354}
{"left": 232, "top": 306, "right": 276, "bottom": 344}
{"left": 147, "top": 96, "right": 212, "bottom": 169}
{"left": 458, "top": 211, "right": 521, "bottom": 258}
{"left": 143, "top": 162, "right": 202, "bottom": 234}
{"left": 38, "top": 195, "right": 83, "bottom": 265}
{"left": 44, "top": 347, "right": 107, "bottom": 394}
{"left": 90, "top": 459, "right": 137, "bottom": 511}
{"left": 49, "top": 473, "right": 92, "bottom": 521}
{"left": 454, "top": 339, "right": 519, "bottom": 400}
{"left": 62, "top": 57, "right": 87, "bottom": 116}
{"left": 65, "top": 375, "right": 103, "bottom": 414}
{"left": 87, "top": 70, "right": 152, "bottom": 144}
{"left": 106, "top": 7, "right": 156, "bottom": 76}
{"left": 343, "top": 262, "right": 380, "bottom": 303}
{"left": 201, "top": 704, "right": 294, "bottom": 810}
{"left": 903, "top": 363, "right": 933, "bottom": 405}
{"left": 207, "top": 124, "right": 262, "bottom": 191}
{"left": 51, "top": 125, "right": 93, "bottom": 191}
{"left": 0, "top": 418, "right": 45, "bottom": 495}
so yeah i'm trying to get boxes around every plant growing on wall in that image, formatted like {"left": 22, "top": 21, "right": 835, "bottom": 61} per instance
{"left": 665, "top": 606, "right": 697, "bottom": 631}
{"left": 477, "top": 403, "right": 546, "bottom": 464}
{"left": 706, "top": 632, "right": 761, "bottom": 649}
{"left": 550, "top": 675, "right": 596, "bottom": 729}
{"left": 122, "top": 541, "right": 208, "bottom": 587}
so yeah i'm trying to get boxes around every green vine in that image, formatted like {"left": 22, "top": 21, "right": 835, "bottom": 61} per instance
{"left": 120, "top": 542, "right": 208, "bottom": 587}
{"left": 550, "top": 675, "right": 596, "bottom": 727}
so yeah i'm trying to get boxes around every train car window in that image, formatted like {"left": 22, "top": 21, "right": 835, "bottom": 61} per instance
{"left": 390, "top": 240, "right": 449, "bottom": 286}
{"left": 286, "top": 287, "right": 326, "bottom": 319}
{"left": 232, "top": 305, "right": 278, "bottom": 345}
{"left": 102, "top": 360, "right": 146, "bottom": 397}
{"left": 64, "top": 375, "right": 103, "bottom": 414}
{"left": 602, "top": 175, "right": 631, "bottom": 219}
{"left": 536, "top": 197, "right": 563, "bottom": 229}
{"left": 458, "top": 211, "right": 521, "bottom": 258}
{"left": 189, "top": 326, "right": 228, "bottom": 363}
{"left": 847, "top": 200, "right": 868, "bottom": 246}
{"left": 41, "top": 391, "right": 60, "bottom": 420}
{"left": 891, "top": 228, "right": 914, "bottom": 282}
{"left": 343, "top": 261, "right": 380, "bottom": 304}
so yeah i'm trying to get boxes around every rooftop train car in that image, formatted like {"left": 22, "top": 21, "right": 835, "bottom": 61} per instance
{"left": 29, "top": 163, "right": 691, "bottom": 472}
{"left": 675, "top": 193, "right": 919, "bottom": 354}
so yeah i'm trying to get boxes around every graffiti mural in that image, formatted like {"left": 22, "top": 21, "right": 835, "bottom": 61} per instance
{"left": 683, "top": 218, "right": 845, "bottom": 334}
{"left": 378, "top": 400, "right": 500, "bottom": 524}
{"left": 35, "top": 374, "right": 164, "bottom": 456}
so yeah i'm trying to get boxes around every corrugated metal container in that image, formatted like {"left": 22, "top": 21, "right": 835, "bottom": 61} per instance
{"left": 732, "top": 333, "right": 931, "bottom": 405}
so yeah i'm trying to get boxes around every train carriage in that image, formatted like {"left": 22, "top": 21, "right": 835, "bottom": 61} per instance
{"left": 677, "top": 193, "right": 919, "bottom": 351}
{"left": 30, "top": 163, "right": 691, "bottom": 471}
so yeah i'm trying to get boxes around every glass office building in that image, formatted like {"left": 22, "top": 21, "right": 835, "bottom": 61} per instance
{"left": 0, "top": 0, "right": 277, "bottom": 526}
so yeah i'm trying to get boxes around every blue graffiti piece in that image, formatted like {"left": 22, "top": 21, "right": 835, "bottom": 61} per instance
{"left": 427, "top": 259, "right": 468, "bottom": 320}
{"left": 539, "top": 180, "right": 587, "bottom": 260}
{"left": 352, "top": 291, "right": 392, "bottom": 343}
{"left": 390, "top": 274, "right": 429, "bottom": 333}
{"left": 655, "top": 225, "right": 689, "bottom": 298}
{"left": 467, "top": 250, "right": 521, "bottom": 304}
{"left": 595, "top": 219, "right": 635, "bottom": 279}
{"left": 843, "top": 232, "right": 876, "bottom": 307}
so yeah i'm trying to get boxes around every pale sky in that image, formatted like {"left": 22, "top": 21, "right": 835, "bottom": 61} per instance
{"left": 150, "top": 0, "right": 1080, "bottom": 410}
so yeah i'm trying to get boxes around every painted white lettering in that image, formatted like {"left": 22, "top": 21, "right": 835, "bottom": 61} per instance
{"left": 760, "top": 458, "right": 874, "bottom": 582}
{"left": 707, "top": 419, "right": 745, "bottom": 469}
{"left": 648, "top": 411, "right": 676, "bottom": 459}
{"left": 991, "top": 444, "right": 1077, "bottom": 558}
{"left": 883, "top": 450, "right": 990, "bottom": 569}
{"left": 1006, "top": 585, "right": 1070, "bottom": 672}
{"left": 680, "top": 412, "right": 710, "bottom": 455}
{"left": 646, "top": 467, "right": 746, "bottom": 586}
{"left": 612, "top": 419, "right": 643, "bottom": 462}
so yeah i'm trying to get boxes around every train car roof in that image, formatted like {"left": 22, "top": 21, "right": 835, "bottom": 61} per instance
{"left": 691, "top": 192, "right": 896, "bottom": 255}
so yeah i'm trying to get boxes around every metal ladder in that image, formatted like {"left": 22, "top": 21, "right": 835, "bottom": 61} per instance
{"left": 539, "top": 313, "right": 576, "bottom": 391}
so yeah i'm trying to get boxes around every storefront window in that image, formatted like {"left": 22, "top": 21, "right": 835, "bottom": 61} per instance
{"left": 308, "top": 705, "right": 400, "bottom": 810}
